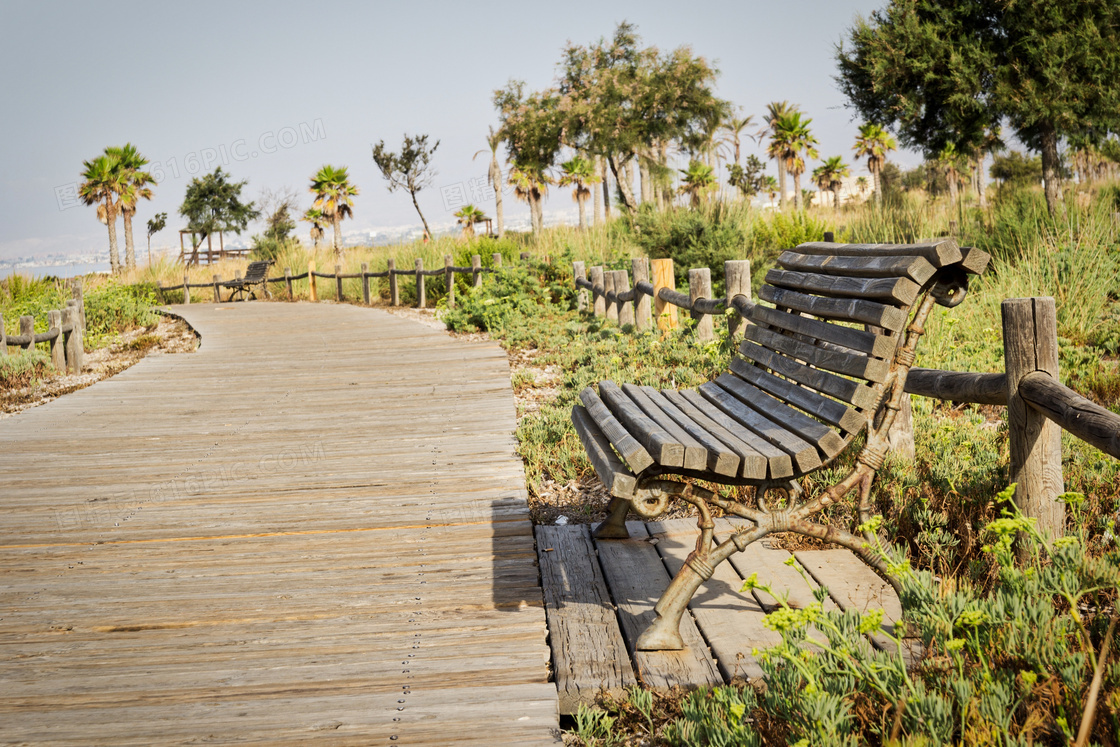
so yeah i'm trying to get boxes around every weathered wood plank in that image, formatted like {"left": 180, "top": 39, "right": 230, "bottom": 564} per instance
{"left": 698, "top": 383, "right": 822, "bottom": 474}
{"left": 662, "top": 390, "right": 767, "bottom": 480}
{"left": 572, "top": 405, "right": 637, "bottom": 498}
{"left": 738, "top": 340, "right": 882, "bottom": 411}
{"left": 745, "top": 325, "right": 890, "bottom": 383}
{"left": 759, "top": 284, "right": 908, "bottom": 332}
{"left": 713, "top": 374, "right": 847, "bottom": 458}
{"left": 747, "top": 302, "right": 897, "bottom": 359}
{"left": 598, "top": 381, "right": 685, "bottom": 468}
{"left": 638, "top": 387, "right": 740, "bottom": 477}
{"left": 622, "top": 383, "right": 708, "bottom": 471}
{"left": 677, "top": 390, "right": 790, "bottom": 479}
{"left": 776, "top": 251, "right": 938, "bottom": 285}
{"left": 766, "top": 268, "right": 920, "bottom": 306}
{"left": 792, "top": 240, "right": 962, "bottom": 268}
{"left": 728, "top": 359, "right": 867, "bottom": 435}
{"left": 578, "top": 388, "right": 656, "bottom": 474}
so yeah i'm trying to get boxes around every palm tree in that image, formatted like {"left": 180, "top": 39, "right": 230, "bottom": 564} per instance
{"left": 454, "top": 204, "right": 488, "bottom": 239}
{"left": 723, "top": 113, "right": 756, "bottom": 167}
{"left": 302, "top": 208, "right": 327, "bottom": 249}
{"left": 473, "top": 126, "right": 505, "bottom": 237}
{"left": 108, "top": 144, "right": 155, "bottom": 270}
{"left": 761, "top": 175, "right": 779, "bottom": 207}
{"left": 812, "top": 156, "right": 850, "bottom": 209}
{"left": 855, "top": 176, "right": 870, "bottom": 200}
{"left": 309, "top": 165, "right": 359, "bottom": 256}
{"left": 937, "top": 143, "right": 967, "bottom": 216}
{"left": 78, "top": 153, "right": 124, "bottom": 274}
{"left": 678, "top": 161, "right": 716, "bottom": 208}
{"left": 508, "top": 165, "right": 550, "bottom": 234}
{"left": 765, "top": 101, "right": 797, "bottom": 208}
{"left": 852, "top": 123, "right": 897, "bottom": 207}
{"left": 558, "top": 156, "right": 600, "bottom": 229}
{"left": 772, "top": 112, "right": 819, "bottom": 210}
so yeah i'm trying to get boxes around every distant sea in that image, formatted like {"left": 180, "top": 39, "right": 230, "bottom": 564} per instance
{"left": 2, "top": 262, "right": 112, "bottom": 280}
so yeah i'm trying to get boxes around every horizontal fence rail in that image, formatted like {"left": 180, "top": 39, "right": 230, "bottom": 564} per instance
{"left": 1, "top": 278, "right": 86, "bottom": 373}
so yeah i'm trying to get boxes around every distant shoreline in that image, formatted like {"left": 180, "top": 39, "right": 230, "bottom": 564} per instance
{"left": 2, "top": 262, "right": 112, "bottom": 280}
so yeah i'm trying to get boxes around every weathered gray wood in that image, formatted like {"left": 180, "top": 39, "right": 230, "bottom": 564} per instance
{"left": 714, "top": 374, "right": 847, "bottom": 458}
{"left": 61, "top": 308, "right": 77, "bottom": 373}
{"left": 632, "top": 258, "right": 652, "bottom": 332}
{"left": 360, "top": 263, "right": 371, "bottom": 304}
{"left": 333, "top": 264, "right": 343, "bottom": 301}
{"left": 573, "top": 261, "right": 587, "bottom": 312}
{"left": 589, "top": 266, "right": 605, "bottom": 318}
{"left": 698, "top": 382, "right": 822, "bottom": 474}
{"left": 759, "top": 285, "right": 907, "bottom": 331}
{"left": 578, "top": 389, "right": 655, "bottom": 474}
{"left": 604, "top": 271, "right": 618, "bottom": 324}
{"left": 621, "top": 384, "right": 707, "bottom": 471}
{"left": 284, "top": 267, "right": 293, "bottom": 298}
{"left": 19, "top": 315, "right": 34, "bottom": 351}
{"left": 1020, "top": 371, "right": 1120, "bottom": 459}
{"left": 648, "top": 519, "right": 780, "bottom": 680}
{"left": 725, "top": 260, "right": 751, "bottom": 339}
{"left": 47, "top": 310, "right": 65, "bottom": 370}
{"left": 747, "top": 303, "right": 896, "bottom": 359}
{"left": 905, "top": 368, "right": 1007, "bottom": 405}
{"left": 536, "top": 525, "right": 637, "bottom": 713}
{"left": 415, "top": 258, "right": 426, "bottom": 309}
{"left": 614, "top": 270, "right": 634, "bottom": 327}
{"left": 571, "top": 406, "right": 637, "bottom": 498}
{"left": 388, "top": 258, "right": 398, "bottom": 305}
{"left": 212, "top": 274, "right": 221, "bottom": 302}
{"left": 689, "top": 268, "right": 714, "bottom": 341}
{"left": 728, "top": 358, "right": 866, "bottom": 434}
{"left": 473, "top": 254, "right": 484, "bottom": 288}
{"left": 598, "top": 381, "right": 685, "bottom": 468}
{"left": 766, "top": 268, "right": 920, "bottom": 306}
{"left": 638, "top": 387, "right": 739, "bottom": 477}
{"left": 444, "top": 255, "right": 455, "bottom": 309}
{"left": 715, "top": 522, "right": 833, "bottom": 612}
{"left": 593, "top": 523, "right": 723, "bottom": 690}
{"left": 745, "top": 325, "right": 890, "bottom": 383}
{"left": 663, "top": 390, "right": 770, "bottom": 480}
{"left": 777, "top": 252, "right": 938, "bottom": 285}
{"left": 492, "top": 253, "right": 503, "bottom": 269}
{"left": 792, "top": 239, "right": 962, "bottom": 268}
{"left": 70, "top": 277, "right": 85, "bottom": 331}
{"left": 960, "top": 245, "right": 991, "bottom": 276}
{"left": 738, "top": 341, "right": 881, "bottom": 411}
{"left": 1003, "top": 297, "right": 1065, "bottom": 536}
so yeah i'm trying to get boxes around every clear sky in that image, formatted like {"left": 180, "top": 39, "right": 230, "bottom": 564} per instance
{"left": 0, "top": 0, "right": 908, "bottom": 261}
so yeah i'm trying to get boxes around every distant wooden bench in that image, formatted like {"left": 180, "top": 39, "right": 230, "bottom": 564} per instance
{"left": 221, "top": 261, "right": 273, "bottom": 301}
{"left": 571, "top": 239, "right": 990, "bottom": 650}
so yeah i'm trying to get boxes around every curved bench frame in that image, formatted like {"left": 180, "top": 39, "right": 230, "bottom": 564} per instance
{"left": 577, "top": 243, "right": 984, "bottom": 650}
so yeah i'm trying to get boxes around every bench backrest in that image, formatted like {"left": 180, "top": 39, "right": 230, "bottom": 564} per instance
{"left": 721, "top": 239, "right": 988, "bottom": 476}
{"left": 243, "top": 261, "right": 272, "bottom": 282}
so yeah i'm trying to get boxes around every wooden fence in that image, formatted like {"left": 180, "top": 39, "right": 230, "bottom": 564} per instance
{"left": 572, "top": 257, "right": 1120, "bottom": 537}
{"left": 154, "top": 252, "right": 527, "bottom": 308}
{"left": 0, "top": 278, "right": 86, "bottom": 373}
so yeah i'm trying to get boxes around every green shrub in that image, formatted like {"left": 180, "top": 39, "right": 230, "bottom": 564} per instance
{"left": 0, "top": 348, "right": 52, "bottom": 387}
{"left": 85, "top": 281, "right": 160, "bottom": 347}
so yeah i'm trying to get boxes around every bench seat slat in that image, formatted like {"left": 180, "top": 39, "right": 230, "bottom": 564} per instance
{"left": 739, "top": 340, "right": 881, "bottom": 411}
{"left": 747, "top": 303, "right": 897, "bottom": 359}
{"left": 664, "top": 390, "right": 770, "bottom": 479}
{"left": 794, "top": 240, "right": 962, "bottom": 268}
{"left": 698, "top": 383, "right": 822, "bottom": 474}
{"left": 571, "top": 405, "right": 637, "bottom": 498}
{"left": 598, "top": 381, "right": 685, "bottom": 468}
{"left": 729, "top": 359, "right": 867, "bottom": 434}
{"left": 622, "top": 384, "right": 708, "bottom": 472}
{"left": 759, "top": 285, "right": 908, "bottom": 332}
{"left": 776, "top": 252, "right": 938, "bottom": 285}
{"left": 578, "top": 389, "right": 655, "bottom": 474}
{"left": 714, "top": 374, "right": 847, "bottom": 459}
{"left": 766, "top": 268, "right": 920, "bottom": 306}
{"left": 639, "top": 387, "right": 740, "bottom": 477}
{"left": 745, "top": 326, "right": 891, "bottom": 384}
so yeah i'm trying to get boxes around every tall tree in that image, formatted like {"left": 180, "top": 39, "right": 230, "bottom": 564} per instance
{"left": 146, "top": 212, "right": 166, "bottom": 266}
{"left": 179, "top": 168, "right": 260, "bottom": 261}
{"left": 78, "top": 153, "right": 124, "bottom": 274}
{"left": 678, "top": 160, "right": 716, "bottom": 208}
{"left": 812, "top": 155, "right": 850, "bottom": 208}
{"left": 372, "top": 134, "right": 439, "bottom": 239}
{"left": 454, "top": 204, "right": 488, "bottom": 239}
{"left": 852, "top": 123, "right": 896, "bottom": 207}
{"left": 507, "top": 165, "right": 551, "bottom": 234}
{"left": 473, "top": 126, "right": 505, "bottom": 237}
{"left": 765, "top": 101, "right": 796, "bottom": 208}
{"left": 727, "top": 155, "right": 766, "bottom": 201}
{"left": 558, "top": 156, "right": 600, "bottom": 229}
{"left": 302, "top": 208, "right": 327, "bottom": 249}
{"left": 492, "top": 82, "right": 562, "bottom": 232}
{"left": 771, "top": 112, "right": 818, "bottom": 210}
{"left": 837, "top": 0, "right": 1120, "bottom": 215}
{"left": 309, "top": 165, "right": 359, "bottom": 256}
{"left": 107, "top": 144, "right": 155, "bottom": 270}
{"left": 723, "top": 113, "right": 757, "bottom": 167}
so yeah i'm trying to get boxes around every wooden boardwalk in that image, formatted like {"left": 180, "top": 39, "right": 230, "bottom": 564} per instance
{"left": 0, "top": 302, "right": 559, "bottom": 745}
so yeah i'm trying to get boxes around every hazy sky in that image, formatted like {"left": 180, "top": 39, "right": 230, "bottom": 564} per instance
{"left": 0, "top": 0, "right": 908, "bottom": 261}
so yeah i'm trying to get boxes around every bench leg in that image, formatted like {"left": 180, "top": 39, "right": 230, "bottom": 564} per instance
{"left": 592, "top": 497, "right": 631, "bottom": 539}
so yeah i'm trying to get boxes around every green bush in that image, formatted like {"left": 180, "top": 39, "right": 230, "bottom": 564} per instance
{"left": 85, "top": 281, "right": 160, "bottom": 347}
{"left": 0, "top": 348, "right": 52, "bottom": 387}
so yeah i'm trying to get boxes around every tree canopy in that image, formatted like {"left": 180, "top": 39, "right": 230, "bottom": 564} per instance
{"left": 372, "top": 134, "right": 439, "bottom": 239}
{"left": 837, "top": 0, "right": 1120, "bottom": 214}
{"left": 179, "top": 167, "right": 259, "bottom": 247}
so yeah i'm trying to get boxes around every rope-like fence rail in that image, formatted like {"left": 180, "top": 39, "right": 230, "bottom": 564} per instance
{"left": 571, "top": 254, "right": 1119, "bottom": 537}
{"left": 155, "top": 252, "right": 509, "bottom": 308}
{"left": 1, "top": 278, "right": 86, "bottom": 373}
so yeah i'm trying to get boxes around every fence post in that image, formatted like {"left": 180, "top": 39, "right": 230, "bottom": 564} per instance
{"left": 573, "top": 261, "right": 587, "bottom": 312}
{"left": 823, "top": 231, "right": 835, "bottom": 243}
{"left": 156, "top": 281, "right": 163, "bottom": 304}
{"left": 65, "top": 302, "right": 83, "bottom": 372}
{"left": 331, "top": 264, "right": 341, "bottom": 301}
{"left": 520, "top": 251, "right": 530, "bottom": 264}
{"left": 388, "top": 259, "right": 398, "bottom": 305}
{"left": 442, "top": 255, "right": 455, "bottom": 309}
{"left": 689, "top": 268, "right": 713, "bottom": 341}
{"left": 472, "top": 254, "right": 482, "bottom": 287}
{"left": 604, "top": 270, "right": 618, "bottom": 324}
{"left": 1002, "top": 297, "right": 1064, "bottom": 538}
{"left": 47, "top": 310, "right": 65, "bottom": 370}
{"left": 492, "top": 253, "right": 502, "bottom": 269}
{"left": 182, "top": 275, "right": 190, "bottom": 305}
{"left": 62, "top": 308, "right": 77, "bottom": 373}
{"left": 632, "top": 258, "right": 651, "bottom": 332}
{"left": 19, "top": 316, "right": 34, "bottom": 352}
{"left": 70, "top": 278, "right": 85, "bottom": 331}
{"left": 308, "top": 260, "right": 317, "bottom": 302}
{"left": 589, "top": 266, "right": 605, "bottom": 317}
{"left": 361, "top": 263, "right": 370, "bottom": 304}
{"left": 284, "top": 267, "right": 293, "bottom": 299}
{"left": 651, "top": 258, "right": 678, "bottom": 331}
{"left": 212, "top": 275, "right": 221, "bottom": 302}
{"left": 416, "top": 258, "right": 426, "bottom": 309}
{"left": 614, "top": 270, "right": 634, "bottom": 327}
{"left": 0, "top": 312, "right": 6, "bottom": 357}
{"left": 725, "top": 260, "right": 751, "bottom": 339}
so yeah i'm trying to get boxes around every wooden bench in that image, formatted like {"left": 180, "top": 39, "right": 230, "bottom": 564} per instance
{"left": 221, "top": 261, "right": 273, "bottom": 301}
{"left": 571, "top": 239, "right": 990, "bottom": 650}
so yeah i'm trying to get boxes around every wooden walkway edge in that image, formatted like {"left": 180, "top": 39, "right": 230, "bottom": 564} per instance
{"left": 0, "top": 302, "right": 559, "bottom": 745}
